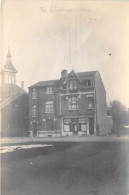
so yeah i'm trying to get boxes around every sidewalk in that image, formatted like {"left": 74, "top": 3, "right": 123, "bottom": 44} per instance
{"left": 1, "top": 135, "right": 129, "bottom": 145}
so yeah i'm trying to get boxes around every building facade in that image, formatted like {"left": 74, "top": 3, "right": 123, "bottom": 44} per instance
{"left": 29, "top": 69, "right": 111, "bottom": 137}
{"left": 1, "top": 49, "right": 29, "bottom": 137}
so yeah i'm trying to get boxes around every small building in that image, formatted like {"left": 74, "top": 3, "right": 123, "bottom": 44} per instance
{"left": 1, "top": 49, "right": 29, "bottom": 137}
{"left": 29, "top": 69, "right": 111, "bottom": 137}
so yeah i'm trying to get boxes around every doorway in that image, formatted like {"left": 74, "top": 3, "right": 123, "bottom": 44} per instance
{"left": 89, "top": 118, "right": 94, "bottom": 135}
{"left": 73, "top": 121, "right": 78, "bottom": 135}
{"left": 32, "top": 122, "right": 37, "bottom": 136}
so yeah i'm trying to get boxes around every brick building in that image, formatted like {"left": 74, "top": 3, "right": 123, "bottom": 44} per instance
{"left": 1, "top": 49, "right": 29, "bottom": 137}
{"left": 29, "top": 69, "right": 111, "bottom": 137}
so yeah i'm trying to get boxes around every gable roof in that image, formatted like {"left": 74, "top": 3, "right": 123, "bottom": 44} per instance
{"left": 29, "top": 70, "right": 98, "bottom": 88}
{"left": 77, "top": 71, "right": 98, "bottom": 82}
{"left": 67, "top": 69, "right": 81, "bottom": 82}
{"left": 29, "top": 80, "right": 60, "bottom": 88}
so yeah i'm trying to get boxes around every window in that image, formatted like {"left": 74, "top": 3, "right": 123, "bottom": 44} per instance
{"left": 32, "top": 89, "right": 36, "bottom": 99}
{"left": 68, "top": 97, "right": 79, "bottom": 110}
{"left": 79, "top": 118, "right": 87, "bottom": 131}
{"left": 88, "top": 96, "right": 94, "bottom": 108}
{"left": 45, "top": 101, "right": 54, "bottom": 112}
{"left": 69, "top": 80, "right": 77, "bottom": 90}
{"left": 84, "top": 80, "right": 91, "bottom": 87}
{"left": 46, "top": 87, "right": 52, "bottom": 94}
{"left": 63, "top": 119, "right": 71, "bottom": 132}
{"left": 32, "top": 105, "right": 36, "bottom": 116}
{"left": 80, "top": 124, "right": 87, "bottom": 131}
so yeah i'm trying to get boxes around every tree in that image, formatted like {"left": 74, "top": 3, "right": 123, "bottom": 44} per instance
{"left": 109, "top": 100, "right": 126, "bottom": 136}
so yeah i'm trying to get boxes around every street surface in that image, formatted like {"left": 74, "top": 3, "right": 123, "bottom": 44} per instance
{"left": 1, "top": 135, "right": 129, "bottom": 146}
{"left": 1, "top": 141, "right": 129, "bottom": 195}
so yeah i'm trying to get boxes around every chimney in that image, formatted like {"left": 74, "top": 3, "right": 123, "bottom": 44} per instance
{"left": 21, "top": 81, "right": 24, "bottom": 90}
{"left": 61, "top": 69, "right": 67, "bottom": 77}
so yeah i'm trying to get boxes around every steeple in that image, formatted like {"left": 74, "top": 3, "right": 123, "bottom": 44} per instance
{"left": 2, "top": 48, "right": 17, "bottom": 85}
{"left": 7, "top": 47, "right": 12, "bottom": 58}
{"left": 4, "top": 47, "right": 17, "bottom": 72}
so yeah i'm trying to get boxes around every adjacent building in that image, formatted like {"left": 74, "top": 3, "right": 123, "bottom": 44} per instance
{"left": 29, "top": 69, "right": 111, "bottom": 137}
{"left": 1, "top": 49, "right": 29, "bottom": 137}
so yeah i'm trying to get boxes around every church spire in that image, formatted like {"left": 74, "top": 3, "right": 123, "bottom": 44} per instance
{"left": 6, "top": 47, "right": 12, "bottom": 59}
{"left": 4, "top": 48, "right": 17, "bottom": 72}
{"left": 2, "top": 48, "right": 17, "bottom": 85}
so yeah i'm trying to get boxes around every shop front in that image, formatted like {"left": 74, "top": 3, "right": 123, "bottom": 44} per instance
{"left": 62, "top": 116, "right": 95, "bottom": 136}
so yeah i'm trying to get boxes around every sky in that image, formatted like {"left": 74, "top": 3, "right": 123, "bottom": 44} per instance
{"left": 1, "top": 0, "right": 129, "bottom": 108}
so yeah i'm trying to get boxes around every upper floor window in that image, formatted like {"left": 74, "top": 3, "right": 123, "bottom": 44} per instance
{"left": 32, "top": 89, "right": 36, "bottom": 99}
{"left": 46, "top": 87, "right": 52, "bottom": 94}
{"left": 32, "top": 105, "right": 36, "bottom": 116}
{"left": 45, "top": 101, "right": 54, "bottom": 112}
{"left": 69, "top": 80, "right": 77, "bottom": 90}
{"left": 84, "top": 80, "right": 91, "bottom": 87}
{"left": 87, "top": 95, "right": 94, "bottom": 109}
{"left": 68, "top": 97, "right": 79, "bottom": 110}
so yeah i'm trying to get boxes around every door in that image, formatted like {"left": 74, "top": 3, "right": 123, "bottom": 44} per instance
{"left": 73, "top": 123, "right": 78, "bottom": 135}
{"left": 33, "top": 122, "right": 37, "bottom": 136}
{"left": 46, "top": 119, "right": 52, "bottom": 130}
{"left": 89, "top": 118, "right": 94, "bottom": 135}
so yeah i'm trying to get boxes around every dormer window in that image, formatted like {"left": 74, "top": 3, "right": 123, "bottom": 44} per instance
{"left": 32, "top": 89, "right": 36, "bottom": 99}
{"left": 46, "top": 87, "right": 52, "bottom": 94}
{"left": 69, "top": 80, "right": 77, "bottom": 90}
{"left": 84, "top": 80, "right": 91, "bottom": 87}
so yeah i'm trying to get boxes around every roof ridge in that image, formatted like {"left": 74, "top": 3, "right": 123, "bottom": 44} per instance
{"left": 29, "top": 79, "right": 60, "bottom": 88}
{"left": 77, "top": 70, "right": 98, "bottom": 74}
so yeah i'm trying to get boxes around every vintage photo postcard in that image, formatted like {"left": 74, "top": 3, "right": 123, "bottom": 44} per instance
{"left": 1, "top": 0, "right": 129, "bottom": 195}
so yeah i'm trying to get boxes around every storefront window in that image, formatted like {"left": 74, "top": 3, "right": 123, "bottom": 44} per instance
{"left": 80, "top": 124, "right": 87, "bottom": 131}
{"left": 63, "top": 119, "right": 71, "bottom": 132}
{"left": 64, "top": 124, "right": 70, "bottom": 132}
{"left": 79, "top": 118, "right": 87, "bottom": 132}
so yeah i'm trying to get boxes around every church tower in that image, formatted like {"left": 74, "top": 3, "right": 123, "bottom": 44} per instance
{"left": 1, "top": 48, "right": 17, "bottom": 85}
{"left": 1, "top": 48, "right": 29, "bottom": 137}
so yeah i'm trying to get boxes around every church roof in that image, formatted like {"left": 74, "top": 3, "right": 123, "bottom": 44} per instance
{"left": 1, "top": 84, "right": 28, "bottom": 109}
